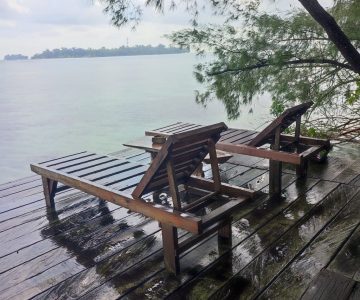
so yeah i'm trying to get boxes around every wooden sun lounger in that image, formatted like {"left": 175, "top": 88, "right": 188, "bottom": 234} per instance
{"left": 31, "top": 123, "right": 255, "bottom": 274}
{"left": 145, "top": 102, "right": 331, "bottom": 199}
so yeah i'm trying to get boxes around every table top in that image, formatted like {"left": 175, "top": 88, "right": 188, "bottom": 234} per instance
{"left": 123, "top": 135, "right": 233, "bottom": 163}
{"left": 123, "top": 136, "right": 163, "bottom": 153}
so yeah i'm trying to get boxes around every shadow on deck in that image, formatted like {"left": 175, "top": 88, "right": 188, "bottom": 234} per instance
{"left": 1, "top": 143, "right": 360, "bottom": 299}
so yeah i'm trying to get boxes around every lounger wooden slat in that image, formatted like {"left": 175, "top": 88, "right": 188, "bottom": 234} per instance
{"left": 146, "top": 123, "right": 195, "bottom": 137}
{"left": 232, "top": 131, "right": 259, "bottom": 144}
{"left": 38, "top": 151, "right": 88, "bottom": 164}
{"left": 51, "top": 155, "right": 107, "bottom": 170}
{"left": 64, "top": 157, "right": 119, "bottom": 173}
{"left": 82, "top": 164, "right": 148, "bottom": 183}
{"left": 161, "top": 122, "right": 193, "bottom": 132}
{"left": 170, "top": 124, "right": 203, "bottom": 134}
{"left": 167, "top": 124, "right": 202, "bottom": 134}
{"left": 46, "top": 152, "right": 98, "bottom": 167}
{"left": 31, "top": 123, "right": 255, "bottom": 274}
{"left": 219, "top": 128, "right": 248, "bottom": 140}
{"left": 153, "top": 122, "right": 182, "bottom": 132}
{"left": 221, "top": 130, "right": 257, "bottom": 144}
{"left": 55, "top": 163, "right": 148, "bottom": 193}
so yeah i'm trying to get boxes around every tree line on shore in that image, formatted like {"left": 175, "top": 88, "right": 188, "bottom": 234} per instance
{"left": 4, "top": 44, "right": 189, "bottom": 60}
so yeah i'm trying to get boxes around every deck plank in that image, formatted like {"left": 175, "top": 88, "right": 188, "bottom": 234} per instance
{"left": 2, "top": 144, "right": 360, "bottom": 300}
{"left": 81, "top": 176, "right": 317, "bottom": 299}
{"left": 257, "top": 186, "right": 360, "bottom": 299}
{"left": 327, "top": 217, "right": 360, "bottom": 280}
{"left": 143, "top": 180, "right": 339, "bottom": 300}
{"left": 0, "top": 160, "right": 248, "bottom": 274}
{"left": 301, "top": 269, "right": 356, "bottom": 300}
{"left": 21, "top": 167, "right": 273, "bottom": 299}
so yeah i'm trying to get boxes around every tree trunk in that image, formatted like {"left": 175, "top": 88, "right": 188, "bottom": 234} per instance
{"left": 298, "top": 0, "right": 360, "bottom": 74}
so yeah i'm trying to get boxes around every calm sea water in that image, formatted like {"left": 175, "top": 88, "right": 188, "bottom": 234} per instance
{"left": 0, "top": 53, "right": 271, "bottom": 183}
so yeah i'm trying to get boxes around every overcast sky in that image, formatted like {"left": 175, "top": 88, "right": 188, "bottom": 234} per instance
{"left": 0, "top": 0, "right": 194, "bottom": 58}
{"left": 0, "top": 0, "right": 331, "bottom": 58}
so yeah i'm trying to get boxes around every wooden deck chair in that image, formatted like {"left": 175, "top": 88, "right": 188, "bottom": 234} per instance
{"left": 31, "top": 123, "right": 255, "bottom": 274}
{"left": 145, "top": 102, "right": 331, "bottom": 199}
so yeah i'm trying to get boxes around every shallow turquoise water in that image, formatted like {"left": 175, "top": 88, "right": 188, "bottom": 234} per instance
{"left": 0, "top": 53, "right": 271, "bottom": 183}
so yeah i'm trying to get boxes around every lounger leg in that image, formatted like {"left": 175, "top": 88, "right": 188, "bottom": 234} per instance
{"left": 269, "top": 159, "right": 282, "bottom": 199}
{"left": 41, "top": 176, "right": 58, "bottom": 209}
{"left": 161, "top": 223, "right": 180, "bottom": 275}
{"left": 218, "top": 217, "right": 232, "bottom": 244}
{"left": 296, "top": 160, "right": 308, "bottom": 178}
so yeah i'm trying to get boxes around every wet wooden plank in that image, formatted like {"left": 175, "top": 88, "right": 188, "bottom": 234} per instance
{"left": 301, "top": 269, "right": 356, "bottom": 300}
{"left": 59, "top": 157, "right": 118, "bottom": 173}
{"left": 228, "top": 168, "right": 268, "bottom": 188}
{"left": 219, "top": 129, "right": 247, "bottom": 141}
{"left": 0, "top": 175, "right": 37, "bottom": 191}
{"left": 0, "top": 158, "right": 130, "bottom": 211}
{"left": 307, "top": 156, "right": 354, "bottom": 182}
{"left": 0, "top": 161, "right": 228, "bottom": 237}
{"left": 0, "top": 210, "right": 158, "bottom": 297}
{"left": 212, "top": 183, "right": 359, "bottom": 300}
{"left": 327, "top": 218, "right": 360, "bottom": 280}
{"left": 80, "top": 176, "right": 316, "bottom": 299}
{"left": 0, "top": 151, "right": 146, "bottom": 216}
{"left": 0, "top": 161, "right": 246, "bottom": 271}
{"left": 0, "top": 173, "right": 146, "bottom": 257}
{"left": 39, "top": 151, "right": 88, "bottom": 164}
{"left": 233, "top": 132, "right": 259, "bottom": 145}
{"left": 220, "top": 130, "right": 257, "bottom": 144}
{"left": 257, "top": 186, "right": 360, "bottom": 299}
{"left": 1, "top": 152, "right": 87, "bottom": 194}
{"left": 44, "top": 152, "right": 99, "bottom": 168}
{"left": 125, "top": 152, "right": 152, "bottom": 165}
{"left": 0, "top": 175, "right": 38, "bottom": 193}
{"left": 108, "top": 147, "right": 144, "bottom": 160}
{"left": 0, "top": 187, "right": 47, "bottom": 214}
{"left": 0, "top": 164, "right": 147, "bottom": 226}
{"left": 20, "top": 165, "right": 272, "bottom": 295}
{"left": 331, "top": 163, "right": 360, "bottom": 184}
{"left": 132, "top": 179, "right": 334, "bottom": 300}
{"left": 0, "top": 187, "right": 146, "bottom": 274}
{"left": 0, "top": 179, "right": 43, "bottom": 199}
{"left": 2, "top": 144, "right": 360, "bottom": 300}
{"left": 349, "top": 283, "right": 360, "bottom": 300}
{"left": 227, "top": 153, "right": 264, "bottom": 167}
{"left": 170, "top": 124, "right": 203, "bottom": 134}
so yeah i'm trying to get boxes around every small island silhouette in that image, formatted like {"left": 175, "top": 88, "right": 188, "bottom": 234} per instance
{"left": 4, "top": 44, "right": 189, "bottom": 60}
{"left": 4, "top": 54, "right": 28, "bottom": 61}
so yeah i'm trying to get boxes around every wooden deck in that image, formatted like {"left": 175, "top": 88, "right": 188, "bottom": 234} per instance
{"left": 1, "top": 143, "right": 360, "bottom": 299}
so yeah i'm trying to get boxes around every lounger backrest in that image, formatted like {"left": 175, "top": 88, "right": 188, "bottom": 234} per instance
{"left": 132, "top": 123, "right": 228, "bottom": 198}
{"left": 248, "top": 101, "right": 313, "bottom": 147}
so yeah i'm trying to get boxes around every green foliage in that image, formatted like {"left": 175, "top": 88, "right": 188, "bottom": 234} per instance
{"left": 346, "top": 80, "right": 360, "bottom": 105}
{"left": 166, "top": 0, "right": 360, "bottom": 138}
{"left": 100, "top": 0, "right": 360, "bottom": 139}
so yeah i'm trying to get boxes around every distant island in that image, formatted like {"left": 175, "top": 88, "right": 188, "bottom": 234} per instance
{"left": 3, "top": 44, "right": 189, "bottom": 61}
{"left": 4, "top": 54, "right": 28, "bottom": 61}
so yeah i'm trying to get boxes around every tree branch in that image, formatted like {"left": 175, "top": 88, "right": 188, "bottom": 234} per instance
{"left": 208, "top": 58, "right": 354, "bottom": 76}
{"left": 298, "top": 0, "right": 360, "bottom": 74}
